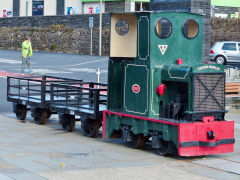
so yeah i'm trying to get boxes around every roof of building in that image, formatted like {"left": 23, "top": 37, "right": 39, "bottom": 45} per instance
{"left": 211, "top": 0, "right": 240, "bottom": 8}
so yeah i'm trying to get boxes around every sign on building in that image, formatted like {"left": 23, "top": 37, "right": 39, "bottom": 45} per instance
{"left": 84, "top": 2, "right": 105, "bottom": 14}
{"left": 67, "top": 7, "right": 80, "bottom": 15}
{"left": 3, "top": 9, "right": 13, "bottom": 17}
{"left": 32, "top": 0, "right": 44, "bottom": 16}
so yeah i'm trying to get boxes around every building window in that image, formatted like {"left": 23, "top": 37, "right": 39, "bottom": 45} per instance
{"left": 32, "top": 0, "right": 44, "bottom": 16}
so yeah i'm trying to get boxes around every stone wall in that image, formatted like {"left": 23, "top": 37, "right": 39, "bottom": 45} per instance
{"left": 211, "top": 18, "right": 240, "bottom": 46}
{"left": 0, "top": 14, "right": 240, "bottom": 58}
{"left": 0, "top": 14, "right": 110, "bottom": 56}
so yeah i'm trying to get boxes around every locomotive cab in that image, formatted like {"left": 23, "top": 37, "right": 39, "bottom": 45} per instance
{"left": 105, "top": 11, "right": 234, "bottom": 156}
{"left": 108, "top": 11, "right": 225, "bottom": 121}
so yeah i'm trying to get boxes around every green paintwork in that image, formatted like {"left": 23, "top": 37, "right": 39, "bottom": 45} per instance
{"left": 161, "top": 65, "right": 192, "bottom": 82}
{"left": 149, "top": 12, "right": 203, "bottom": 119}
{"left": 150, "top": 13, "right": 202, "bottom": 66}
{"left": 192, "top": 64, "right": 224, "bottom": 73}
{"left": 106, "top": 11, "right": 225, "bottom": 150}
{"left": 124, "top": 64, "right": 148, "bottom": 115}
{"left": 107, "top": 61, "right": 123, "bottom": 111}
{"left": 138, "top": 16, "right": 150, "bottom": 61}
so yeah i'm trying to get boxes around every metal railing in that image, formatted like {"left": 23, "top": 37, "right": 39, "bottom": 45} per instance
{"left": 50, "top": 82, "right": 107, "bottom": 120}
{"left": 7, "top": 75, "right": 82, "bottom": 108}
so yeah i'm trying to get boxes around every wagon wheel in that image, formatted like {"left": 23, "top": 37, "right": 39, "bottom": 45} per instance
{"left": 60, "top": 114, "right": 76, "bottom": 132}
{"left": 155, "top": 140, "right": 176, "bottom": 156}
{"left": 14, "top": 103, "right": 27, "bottom": 120}
{"left": 81, "top": 119, "right": 100, "bottom": 138}
{"left": 132, "top": 133, "right": 145, "bottom": 149}
{"left": 32, "top": 108, "right": 47, "bottom": 125}
{"left": 46, "top": 110, "right": 52, "bottom": 120}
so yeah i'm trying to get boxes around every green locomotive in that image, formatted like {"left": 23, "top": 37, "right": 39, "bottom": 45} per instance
{"left": 103, "top": 11, "right": 235, "bottom": 156}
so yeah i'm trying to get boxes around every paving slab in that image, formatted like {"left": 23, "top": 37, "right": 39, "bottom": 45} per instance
{"left": 0, "top": 114, "right": 221, "bottom": 180}
{"left": 0, "top": 173, "right": 13, "bottom": 180}
{"left": 0, "top": 77, "right": 240, "bottom": 180}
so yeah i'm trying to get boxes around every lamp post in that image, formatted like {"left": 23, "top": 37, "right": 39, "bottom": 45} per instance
{"left": 99, "top": 0, "right": 102, "bottom": 56}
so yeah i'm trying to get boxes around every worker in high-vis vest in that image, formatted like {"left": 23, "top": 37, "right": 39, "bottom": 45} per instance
{"left": 21, "top": 35, "right": 33, "bottom": 74}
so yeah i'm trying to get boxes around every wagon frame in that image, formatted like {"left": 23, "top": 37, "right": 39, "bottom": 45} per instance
{"left": 7, "top": 75, "right": 82, "bottom": 124}
{"left": 50, "top": 81, "right": 107, "bottom": 137}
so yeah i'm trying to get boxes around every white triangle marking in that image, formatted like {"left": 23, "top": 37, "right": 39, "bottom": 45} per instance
{"left": 158, "top": 45, "right": 168, "bottom": 55}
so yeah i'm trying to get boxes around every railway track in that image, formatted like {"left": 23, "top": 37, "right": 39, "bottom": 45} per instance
{"left": 189, "top": 156, "right": 240, "bottom": 175}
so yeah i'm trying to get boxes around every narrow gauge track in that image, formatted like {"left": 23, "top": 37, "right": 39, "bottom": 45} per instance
{"left": 180, "top": 156, "right": 240, "bottom": 176}
{"left": 3, "top": 111, "right": 240, "bottom": 178}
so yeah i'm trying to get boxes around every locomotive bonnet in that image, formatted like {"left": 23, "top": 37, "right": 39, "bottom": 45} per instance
{"left": 104, "top": 11, "right": 235, "bottom": 156}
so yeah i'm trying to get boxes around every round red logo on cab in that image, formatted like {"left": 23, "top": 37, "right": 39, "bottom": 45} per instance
{"left": 132, "top": 84, "right": 140, "bottom": 93}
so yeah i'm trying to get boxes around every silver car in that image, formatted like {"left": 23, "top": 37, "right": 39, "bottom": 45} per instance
{"left": 210, "top": 41, "right": 240, "bottom": 64}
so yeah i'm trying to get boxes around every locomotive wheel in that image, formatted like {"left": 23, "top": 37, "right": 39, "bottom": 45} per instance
{"left": 81, "top": 119, "right": 100, "bottom": 138}
{"left": 132, "top": 133, "right": 145, "bottom": 149}
{"left": 60, "top": 114, "right": 76, "bottom": 132}
{"left": 15, "top": 104, "right": 27, "bottom": 121}
{"left": 32, "top": 108, "right": 47, "bottom": 125}
{"left": 156, "top": 140, "right": 169, "bottom": 156}
{"left": 155, "top": 140, "right": 176, "bottom": 156}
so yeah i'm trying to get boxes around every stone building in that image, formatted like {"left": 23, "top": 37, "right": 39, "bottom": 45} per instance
{"left": 0, "top": 0, "right": 61, "bottom": 17}
{"left": 82, "top": 0, "right": 149, "bottom": 13}
{"left": 0, "top": 0, "right": 149, "bottom": 18}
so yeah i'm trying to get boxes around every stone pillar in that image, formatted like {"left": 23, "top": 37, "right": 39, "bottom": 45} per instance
{"left": 125, "top": 1, "right": 135, "bottom": 12}
{"left": 13, "top": 0, "right": 20, "bottom": 17}
{"left": 57, "top": 0, "right": 65, "bottom": 15}
{"left": 211, "top": 6, "right": 215, "bottom": 17}
{"left": 190, "top": 0, "right": 211, "bottom": 62}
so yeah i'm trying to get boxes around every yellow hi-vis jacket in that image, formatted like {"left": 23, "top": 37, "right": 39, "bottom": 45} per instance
{"left": 22, "top": 40, "right": 32, "bottom": 58}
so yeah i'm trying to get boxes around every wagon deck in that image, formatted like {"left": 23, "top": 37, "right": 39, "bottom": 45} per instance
{"left": 7, "top": 75, "right": 82, "bottom": 124}
{"left": 50, "top": 81, "right": 107, "bottom": 135}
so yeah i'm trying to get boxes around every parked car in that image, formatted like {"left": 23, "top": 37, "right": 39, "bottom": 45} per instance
{"left": 210, "top": 41, "right": 240, "bottom": 64}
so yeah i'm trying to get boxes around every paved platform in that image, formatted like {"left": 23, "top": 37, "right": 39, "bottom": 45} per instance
{"left": 0, "top": 111, "right": 238, "bottom": 180}
{"left": 0, "top": 50, "right": 239, "bottom": 179}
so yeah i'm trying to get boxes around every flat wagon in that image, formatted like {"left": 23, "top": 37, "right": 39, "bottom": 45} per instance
{"left": 50, "top": 81, "right": 107, "bottom": 136}
{"left": 7, "top": 75, "right": 82, "bottom": 124}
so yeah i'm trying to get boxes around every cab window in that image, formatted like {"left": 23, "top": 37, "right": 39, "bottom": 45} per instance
{"left": 222, "top": 43, "right": 237, "bottom": 51}
{"left": 182, "top": 19, "right": 199, "bottom": 39}
{"left": 155, "top": 18, "right": 172, "bottom": 39}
